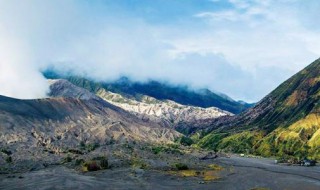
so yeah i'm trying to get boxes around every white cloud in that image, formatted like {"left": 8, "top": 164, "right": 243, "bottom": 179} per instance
{"left": 0, "top": 22, "right": 49, "bottom": 99}
{"left": 195, "top": 11, "right": 241, "bottom": 21}
{"left": 176, "top": 0, "right": 320, "bottom": 100}
{"left": 0, "top": 0, "right": 319, "bottom": 102}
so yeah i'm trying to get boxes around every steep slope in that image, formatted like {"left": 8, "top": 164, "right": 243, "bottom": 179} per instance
{"left": 198, "top": 58, "right": 320, "bottom": 160}
{"left": 98, "top": 89, "right": 231, "bottom": 124}
{"left": 48, "top": 79, "right": 232, "bottom": 130}
{"left": 0, "top": 93, "right": 181, "bottom": 168}
{"left": 44, "top": 71, "right": 252, "bottom": 114}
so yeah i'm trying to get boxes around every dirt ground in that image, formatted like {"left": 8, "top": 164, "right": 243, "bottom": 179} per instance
{"left": 1, "top": 155, "right": 319, "bottom": 190}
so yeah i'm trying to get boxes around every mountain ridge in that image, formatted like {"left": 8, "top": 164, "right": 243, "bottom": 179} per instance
{"left": 43, "top": 71, "right": 253, "bottom": 114}
{"left": 48, "top": 79, "right": 232, "bottom": 130}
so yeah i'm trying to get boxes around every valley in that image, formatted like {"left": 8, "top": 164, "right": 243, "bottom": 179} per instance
{"left": 1, "top": 1, "right": 320, "bottom": 189}
{"left": 1, "top": 59, "right": 320, "bottom": 189}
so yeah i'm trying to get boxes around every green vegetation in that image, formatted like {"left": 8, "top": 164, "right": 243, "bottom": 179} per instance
{"left": 196, "top": 133, "right": 228, "bottom": 150}
{"left": 79, "top": 142, "right": 100, "bottom": 152}
{"left": 197, "top": 59, "right": 320, "bottom": 160}
{"left": 62, "top": 155, "right": 72, "bottom": 163}
{"left": 199, "top": 114, "right": 320, "bottom": 160}
{"left": 75, "top": 159, "right": 85, "bottom": 166}
{"left": 174, "top": 163, "right": 189, "bottom": 170}
{"left": 217, "top": 131, "right": 264, "bottom": 154}
{"left": 151, "top": 146, "right": 165, "bottom": 154}
{"left": 151, "top": 145, "right": 183, "bottom": 155}
{"left": 1, "top": 148, "right": 12, "bottom": 155}
{"left": 68, "top": 149, "right": 83, "bottom": 155}
{"left": 5, "top": 156, "right": 12, "bottom": 163}
{"left": 176, "top": 136, "right": 194, "bottom": 146}
{"left": 130, "top": 156, "right": 148, "bottom": 169}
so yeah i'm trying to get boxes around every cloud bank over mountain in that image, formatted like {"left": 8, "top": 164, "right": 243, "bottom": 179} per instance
{"left": 0, "top": 0, "right": 319, "bottom": 101}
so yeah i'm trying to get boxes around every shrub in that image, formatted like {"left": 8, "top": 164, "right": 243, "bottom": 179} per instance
{"left": 5, "top": 156, "right": 12, "bottom": 163}
{"left": 83, "top": 161, "right": 100, "bottom": 171}
{"left": 178, "top": 136, "right": 194, "bottom": 146}
{"left": 68, "top": 149, "right": 84, "bottom": 155}
{"left": 82, "top": 157, "right": 109, "bottom": 171}
{"left": 1, "top": 148, "right": 12, "bottom": 155}
{"left": 75, "top": 159, "right": 85, "bottom": 166}
{"left": 151, "top": 146, "right": 164, "bottom": 155}
{"left": 131, "top": 157, "right": 147, "bottom": 169}
{"left": 100, "top": 159, "right": 109, "bottom": 169}
{"left": 62, "top": 155, "right": 72, "bottom": 163}
{"left": 175, "top": 163, "right": 188, "bottom": 170}
{"left": 92, "top": 156, "right": 109, "bottom": 169}
{"left": 79, "top": 141, "right": 85, "bottom": 148}
{"left": 79, "top": 141, "right": 100, "bottom": 151}
{"left": 86, "top": 143, "right": 100, "bottom": 152}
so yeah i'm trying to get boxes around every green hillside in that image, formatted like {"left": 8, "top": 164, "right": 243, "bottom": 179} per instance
{"left": 198, "top": 58, "right": 320, "bottom": 160}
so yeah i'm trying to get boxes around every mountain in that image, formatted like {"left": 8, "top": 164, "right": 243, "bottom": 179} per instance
{"left": 0, "top": 89, "right": 181, "bottom": 169}
{"left": 44, "top": 71, "right": 252, "bottom": 114}
{"left": 49, "top": 79, "right": 232, "bottom": 131}
{"left": 197, "top": 58, "right": 320, "bottom": 160}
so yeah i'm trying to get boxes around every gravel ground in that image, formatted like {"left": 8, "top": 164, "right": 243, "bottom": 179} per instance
{"left": 0, "top": 155, "right": 319, "bottom": 190}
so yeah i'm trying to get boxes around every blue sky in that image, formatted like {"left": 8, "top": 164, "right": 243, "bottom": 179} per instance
{"left": 0, "top": 0, "right": 320, "bottom": 102}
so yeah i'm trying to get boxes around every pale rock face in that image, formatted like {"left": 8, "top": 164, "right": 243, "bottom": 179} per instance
{"left": 96, "top": 88, "right": 233, "bottom": 126}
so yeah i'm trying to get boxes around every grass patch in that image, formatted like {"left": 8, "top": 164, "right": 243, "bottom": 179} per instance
{"left": 208, "top": 164, "right": 223, "bottom": 171}
{"left": 168, "top": 168, "right": 222, "bottom": 181}
{"left": 203, "top": 171, "right": 221, "bottom": 181}
{"left": 130, "top": 157, "right": 148, "bottom": 169}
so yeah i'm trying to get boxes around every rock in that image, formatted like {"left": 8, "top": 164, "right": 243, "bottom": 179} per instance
{"left": 200, "top": 152, "right": 218, "bottom": 160}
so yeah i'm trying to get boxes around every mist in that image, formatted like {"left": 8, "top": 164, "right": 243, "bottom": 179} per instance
{"left": 0, "top": 0, "right": 319, "bottom": 101}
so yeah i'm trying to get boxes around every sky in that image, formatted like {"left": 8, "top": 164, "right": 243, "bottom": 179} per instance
{"left": 0, "top": 0, "right": 320, "bottom": 102}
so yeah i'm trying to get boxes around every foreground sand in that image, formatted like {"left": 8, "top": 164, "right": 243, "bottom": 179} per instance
{"left": 1, "top": 155, "right": 319, "bottom": 190}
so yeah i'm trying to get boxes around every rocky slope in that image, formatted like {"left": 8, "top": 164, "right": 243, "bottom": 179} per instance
{"left": 0, "top": 91, "right": 181, "bottom": 171}
{"left": 95, "top": 85, "right": 232, "bottom": 126}
{"left": 197, "top": 58, "right": 320, "bottom": 160}
{"left": 49, "top": 79, "right": 232, "bottom": 130}
{"left": 44, "top": 71, "right": 252, "bottom": 114}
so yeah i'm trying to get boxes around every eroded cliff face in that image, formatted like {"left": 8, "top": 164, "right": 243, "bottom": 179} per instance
{"left": 0, "top": 92, "right": 181, "bottom": 171}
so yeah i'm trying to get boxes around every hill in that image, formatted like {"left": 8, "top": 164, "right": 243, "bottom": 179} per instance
{"left": 0, "top": 92, "right": 181, "bottom": 170}
{"left": 197, "top": 58, "right": 320, "bottom": 160}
